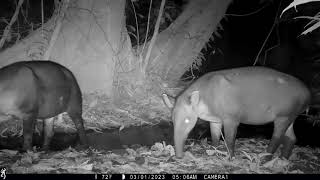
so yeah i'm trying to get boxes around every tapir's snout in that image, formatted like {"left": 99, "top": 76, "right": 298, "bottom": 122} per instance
{"left": 173, "top": 116, "right": 198, "bottom": 158}
{"left": 174, "top": 123, "right": 187, "bottom": 158}
{"left": 171, "top": 91, "right": 200, "bottom": 158}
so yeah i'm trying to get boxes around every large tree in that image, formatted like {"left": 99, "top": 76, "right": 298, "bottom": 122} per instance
{"left": 0, "top": 0, "right": 232, "bottom": 101}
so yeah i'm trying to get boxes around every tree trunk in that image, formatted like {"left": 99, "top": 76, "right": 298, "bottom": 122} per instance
{"left": 146, "top": 0, "right": 232, "bottom": 85}
{"left": 0, "top": 0, "right": 130, "bottom": 95}
{"left": 117, "top": 0, "right": 232, "bottom": 100}
{"left": 0, "top": 0, "right": 232, "bottom": 99}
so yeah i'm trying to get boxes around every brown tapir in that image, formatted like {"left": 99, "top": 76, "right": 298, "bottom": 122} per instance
{"left": 0, "top": 61, "right": 87, "bottom": 151}
{"left": 163, "top": 66, "right": 311, "bottom": 159}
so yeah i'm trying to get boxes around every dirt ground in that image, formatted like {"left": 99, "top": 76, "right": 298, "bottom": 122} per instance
{"left": 0, "top": 93, "right": 320, "bottom": 174}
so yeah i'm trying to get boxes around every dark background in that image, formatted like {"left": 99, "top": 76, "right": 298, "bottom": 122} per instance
{"left": 1, "top": 0, "right": 320, "bottom": 147}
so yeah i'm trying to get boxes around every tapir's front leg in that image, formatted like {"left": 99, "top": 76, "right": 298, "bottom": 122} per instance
{"left": 210, "top": 122, "right": 222, "bottom": 146}
{"left": 22, "top": 114, "right": 37, "bottom": 151}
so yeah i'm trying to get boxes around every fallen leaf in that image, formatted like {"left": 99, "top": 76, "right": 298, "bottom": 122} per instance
{"left": 119, "top": 125, "right": 125, "bottom": 132}
{"left": 206, "top": 149, "right": 216, "bottom": 156}
{"left": 135, "top": 156, "right": 145, "bottom": 165}
{"left": 0, "top": 149, "right": 18, "bottom": 155}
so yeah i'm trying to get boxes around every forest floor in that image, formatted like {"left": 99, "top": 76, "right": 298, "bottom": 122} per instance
{"left": 0, "top": 93, "right": 320, "bottom": 174}
{"left": 1, "top": 139, "right": 320, "bottom": 174}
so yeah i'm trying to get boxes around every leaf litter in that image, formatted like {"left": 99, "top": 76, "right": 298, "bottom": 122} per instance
{"left": 0, "top": 137, "right": 319, "bottom": 174}
{"left": 0, "top": 93, "right": 320, "bottom": 174}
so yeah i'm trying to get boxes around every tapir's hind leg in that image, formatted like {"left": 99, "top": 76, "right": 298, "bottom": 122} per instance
{"left": 68, "top": 112, "right": 87, "bottom": 145}
{"left": 66, "top": 89, "right": 87, "bottom": 146}
{"left": 42, "top": 117, "right": 55, "bottom": 150}
{"left": 280, "top": 123, "right": 296, "bottom": 159}
{"left": 223, "top": 118, "right": 239, "bottom": 158}
{"left": 267, "top": 116, "right": 294, "bottom": 156}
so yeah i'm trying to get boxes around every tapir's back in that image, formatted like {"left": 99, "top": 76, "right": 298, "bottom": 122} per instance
{"left": 196, "top": 66, "right": 311, "bottom": 124}
{"left": 220, "top": 67, "right": 310, "bottom": 103}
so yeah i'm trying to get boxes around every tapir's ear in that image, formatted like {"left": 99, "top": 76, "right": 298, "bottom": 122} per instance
{"left": 190, "top": 91, "right": 200, "bottom": 108}
{"left": 162, "top": 94, "right": 174, "bottom": 109}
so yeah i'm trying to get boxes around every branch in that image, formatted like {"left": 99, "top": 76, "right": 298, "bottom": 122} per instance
{"left": 226, "top": 3, "right": 268, "bottom": 17}
{"left": 253, "top": 0, "right": 282, "bottom": 66}
{"left": 41, "top": 0, "right": 44, "bottom": 39}
{"left": 43, "top": 0, "right": 70, "bottom": 60}
{"left": 142, "top": 0, "right": 166, "bottom": 73}
{"left": 140, "top": 0, "right": 153, "bottom": 67}
{"left": 130, "top": 0, "right": 139, "bottom": 47}
{"left": 0, "top": 0, "right": 24, "bottom": 49}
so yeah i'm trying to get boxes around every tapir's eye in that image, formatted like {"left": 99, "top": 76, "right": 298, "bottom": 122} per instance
{"left": 185, "top": 118, "right": 190, "bottom": 123}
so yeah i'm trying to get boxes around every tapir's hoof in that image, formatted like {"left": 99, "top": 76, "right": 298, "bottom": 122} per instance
{"left": 175, "top": 156, "right": 183, "bottom": 159}
{"left": 260, "top": 154, "right": 274, "bottom": 164}
{"left": 227, "top": 155, "right": 236, "bottom": 161}
{"left": 227, "top": 151, "right": 235, "bottom": 160}
{"left": 211, "top": 141, "right": 220, "bottom": 147}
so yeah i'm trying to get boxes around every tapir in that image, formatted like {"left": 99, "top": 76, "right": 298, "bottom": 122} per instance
{"left": 163, "top": 66, "right": 311, "bottom": 159}
{"left": 0, "top": 61, "right": 87, "bottom": 151}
